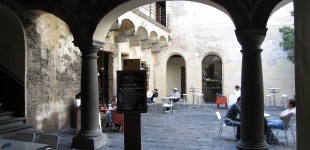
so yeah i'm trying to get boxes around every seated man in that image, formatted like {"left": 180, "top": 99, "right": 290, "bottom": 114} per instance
{"left": 147, "top": 89, "right": 159, "bottom": 103}
{"left": 166, "top": 87, "right": 180, "bottom": 111}
{"left": 224, "top": 96, "right": 241, "bottom": 140}
{"left": 265, "top": 99, "right": 296, "bottom": 143}
{"left": 150, "top": 89, "right": 159, "bottom": 103}
{"left": 104, "top": 94, "right": 121, "bottom": 131}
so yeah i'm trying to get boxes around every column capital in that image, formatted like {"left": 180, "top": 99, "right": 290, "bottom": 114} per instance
{"left": 235, "top": 29, "right": 267, "bottom": 53}
{"left": 73, "top": 39, "right": 104, "bottom": 53}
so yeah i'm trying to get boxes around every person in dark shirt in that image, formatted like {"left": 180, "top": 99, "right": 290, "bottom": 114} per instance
{"left": 224, "top": 96, "right": 241, "bottom": 140}
{"left": 150, "top": 89, "right": 158, "bottom": 103}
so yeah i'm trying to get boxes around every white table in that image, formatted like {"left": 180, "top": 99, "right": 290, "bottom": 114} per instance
{"left": 187, "top": 87, "right": 198, "bottom": 108}
{"left": 162, "top": 97, "right": 179, "bottom": 113}
{"left": 267, "top": 88, "right": 281, "bottom": 109}
{"left": 0, "top": 139, "right": 48, "bottom": 150}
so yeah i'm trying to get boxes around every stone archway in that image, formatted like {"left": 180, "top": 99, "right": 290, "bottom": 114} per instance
{"left": 166, "top": 55, "right": 186, "bottom": 96}
{"left": 202, "top": 54, "right": 222, "bottom": 103}
{"left": 0, "top": 4, "right": 26, "bottom": 117}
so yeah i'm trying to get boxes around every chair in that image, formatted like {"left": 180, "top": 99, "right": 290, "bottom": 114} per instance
{"left": 269, "top": 116, "right": 296, "bottom": 146}
{"left": 150, "top": 97, "right": 158, "bottom": 111}
{"left": 37, "top": 134, "right": 60, "bottom": 150}
{"left": 182, "top": 94, "right": 187, "bottom": 107}
{"left": 161, "top": 98, "right": 173, "bottom": 113}
{"left": 280, "top": 94, "right": 288, "bottom": 110}
{"left": 264, "top": 94, "right": 272, "bottom": 110}
{"left": 15, "top": 133, "right": 35, "bottom": 142}
{"left": 215, "top": 111, "right": 236, "bottom": 138}
{"left": 216, "top": 94, "right": 228, "bottom": 109}
{"left": 196, "top": 94, "right": 204, "bottom": 108}
{"left": 110, "top": 112, "right": 124, "bottom": 133}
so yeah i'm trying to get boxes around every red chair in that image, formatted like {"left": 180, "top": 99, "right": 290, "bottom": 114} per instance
{"left": 216, "top": 94, "right": 228, "bottom": 109}
{"left": 110, "top": 112, "right": 124, "bottom": 133}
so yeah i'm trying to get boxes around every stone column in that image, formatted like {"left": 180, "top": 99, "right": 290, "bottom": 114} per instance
{"left": 295, "top": 1, "right": 310, "bottom": 149}
{"left": 235, "top": 29, "right": 268, "bottom": 150}
{"left": 71, "top": 40, "right": 107, "bottom": 149}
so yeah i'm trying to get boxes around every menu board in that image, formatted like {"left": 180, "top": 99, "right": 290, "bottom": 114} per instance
{"left": 117, "top": 70, "right": 147, "bottom": 113}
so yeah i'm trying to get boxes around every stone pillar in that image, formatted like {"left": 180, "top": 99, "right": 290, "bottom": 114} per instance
{"left": 295, "top": 1, "right": 310, "bottom": 149}
{"left": 235, "top": 29, "right": 268, "bottom": 150}
{"left": 71, "top": 40, "right": 107, "bottom": 149}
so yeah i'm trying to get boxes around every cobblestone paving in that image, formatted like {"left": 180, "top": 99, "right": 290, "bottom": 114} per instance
{"left": 55, "top": 104, "right": 296, "bottom": 150}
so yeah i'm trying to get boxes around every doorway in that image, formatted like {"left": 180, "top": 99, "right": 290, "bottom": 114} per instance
{"left": 166, "top": 55, "right": 186, "bottom": 95}
{"left": 202, "top": 54, "right": 222, "bottom": 103}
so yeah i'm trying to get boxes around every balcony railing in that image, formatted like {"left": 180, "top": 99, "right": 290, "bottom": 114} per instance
{"left": 133, "top": 3, "right": 171, "bottom": 30}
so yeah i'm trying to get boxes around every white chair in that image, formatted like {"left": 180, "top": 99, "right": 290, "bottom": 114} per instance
{"left": 177, "top": 94, "right": 187, "bottom": 109}
{"left": 280, "top": 94, "right": 288, "bottom": 110}
{"left": 150, "top": 97, "right": 158, "bottom": 111}
{"left": 15, "top": 133, "right": 35, "bottom": 142}
{"left": 215, "top": 111, "right": 236, "bottom": 138}
{"left": 269, "top": 116, "right": 296, "bottom": 146}
{"left": 182, "top": 94, "right": 187, "bottom": 107}
{"left": 264, "top": 94, "right": 272, "bottom": 110}
{"left": 37, "top": 134, "right": 60, "bottom": 150}
{"left": 196, "top": 94, "right": 204, "bottom": 108}
{"left": 161, "top": 98, "right": 173, "bottom": 113}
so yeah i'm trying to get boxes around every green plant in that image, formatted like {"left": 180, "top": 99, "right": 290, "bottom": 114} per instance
{"left": 279, "top": 10, "right": 295, "bottom": 63}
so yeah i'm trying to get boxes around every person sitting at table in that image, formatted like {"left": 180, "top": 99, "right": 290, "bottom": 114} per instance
{"left": 147, "top": 88, "right": 158, "bottom": 103}
{"left": 224, "top": 96, "right": 241, "bottom": 140}
{"left": 166, "top": 87, "right": 180, "bottom": 111}
{"left": 265, "top": 99, "right": 296, "bottom": 144}
{"left": 150, "top": 89, "right": 159, "bottom": 103}
{"left": 147, "top": 87, "right": 153, "bottom": 103}
{"left": 104, "top": 94, "right": 121, "bottom": 131}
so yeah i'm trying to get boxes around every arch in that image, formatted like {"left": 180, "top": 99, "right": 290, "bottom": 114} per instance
{"left": 270, "top": 0, "right": 293, "bottom": 18}
{"left": 93, "top": 0, "right": 231, "bottom": 42}
{"left": 136, "top": 26, "right": 148, "bottom": 41}
{"left": 158, "top": 35, "right": 167, "bottom": 48}
{"left": 201, "top": 54, "right": 223, "bottom": 103}
{"left": 0, "top": 4, "right": 26, "bottom": 117}
{"left": 119, "top": 19, "right": 135, "bottom": 36}
{"left": 149, "top": 31, "right": 158, "bottom": 44}
{"left": 166, "top": 54, "right": 186, "bottom": 96}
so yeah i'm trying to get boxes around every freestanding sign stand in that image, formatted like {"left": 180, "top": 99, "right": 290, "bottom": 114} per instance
{"left": 118, "top": 59, "right": 147, "bottom": 150}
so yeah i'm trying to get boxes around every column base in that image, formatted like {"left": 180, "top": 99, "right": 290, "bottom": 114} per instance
{"left": 237, "top": 139, "right": 268, "bottom": 150}
{"left": 71, "top": 131, "right": 108, "bottom": 149}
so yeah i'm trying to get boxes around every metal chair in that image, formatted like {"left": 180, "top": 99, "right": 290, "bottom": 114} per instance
{"left": 280, "top": 94, "right": 288, "bottom": 110}
{"left": 15, "top": 133, "right": 35, "bottom": 142}
{"left": 37, "top": 134, "right": 60, "bottom": 150}
{"left": 161, "top": 98, "right": 173, "bottom": 113}
{"left": 264, "top": 94, "right": 272, "bottom": 110}
{"left": 215, "top": 111, "right": 236, "bottom": 138}
{"left": 149, "top": 97, "right": 158, "bottom": 111}
{"left": 269, "top": 116, "right": 296, "bottom": 146}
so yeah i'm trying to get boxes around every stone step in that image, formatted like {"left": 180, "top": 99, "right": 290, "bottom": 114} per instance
{"left": 0, "top": 111, "right": 14, "bottom": 120}
{"left": 0, "top": 117, "right": 26, "bottom": 129}
{"left": 0, "top": 124, "right": 34, "bottom": 138}
{"left": 0, "top": 111, "right": 35, "bottom": 138}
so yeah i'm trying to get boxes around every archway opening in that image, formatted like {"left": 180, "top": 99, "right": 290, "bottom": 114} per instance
{"left": 166, "top": 55, "right": 186, "bottom": 96}
{"left": 202, "top": 54, "right": 222, "bottom": 103}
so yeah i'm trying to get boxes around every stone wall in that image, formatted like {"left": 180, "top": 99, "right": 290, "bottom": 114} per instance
{"left": 158, "top": 1, "right": 295, "bottom": 103}
{"left": 24, "top": 11, "right": 81, "bottom": 131}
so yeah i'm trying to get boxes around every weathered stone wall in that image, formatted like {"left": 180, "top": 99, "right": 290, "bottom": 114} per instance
{"left": 158, "top": 1, "right": 295, "bottom": 103}
{"left": 23, "top": 11, "right": 81, "bottom": 131}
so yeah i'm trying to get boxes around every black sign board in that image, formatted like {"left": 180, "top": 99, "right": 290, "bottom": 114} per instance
{"left": 117, "top": 70, "right": 147, "bottom": 113}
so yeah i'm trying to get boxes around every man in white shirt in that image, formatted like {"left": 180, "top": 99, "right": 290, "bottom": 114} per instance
{"left": 265, "top": 99, "right": 296, "bottom": 143}
{"left": 229, "top": 85, "right": 241, "bottom": 107}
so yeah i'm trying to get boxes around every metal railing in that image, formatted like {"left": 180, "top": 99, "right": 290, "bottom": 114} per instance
{"left": 133, "top": 3, "right": 171, "bottom": 29}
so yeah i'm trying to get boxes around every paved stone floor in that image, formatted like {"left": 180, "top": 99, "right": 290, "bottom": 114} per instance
{"left": 53, "top": 104, "right": 296, "bottom": 150}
